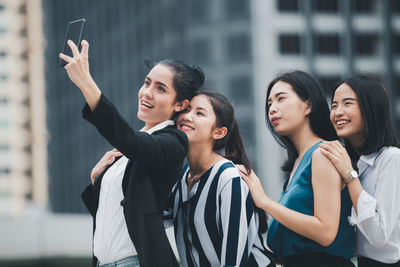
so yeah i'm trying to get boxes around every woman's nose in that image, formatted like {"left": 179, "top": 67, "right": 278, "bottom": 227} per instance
{"left": 333, "top": 105, "right": 345, "bottom": 117}
{"left": 182, "top": 110, "right": 194, "bottom": 122}
{"left": 142, "top": 85, "right": 153, "bottom": 98}
{"left": 269, "top": 102, "right": 277, "bottom": 115}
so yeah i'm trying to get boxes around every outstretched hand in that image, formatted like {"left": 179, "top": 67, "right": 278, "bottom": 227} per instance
{"left": 319, "top": 140, "right": 353, "bottom": 182}
{"left": 59, "top": 40, "right": 101, "bottom": 111}
{"left": 59, "top": 40, "right": 92, "bottom": 89}
{"left": 91, "top": 148, "right": 123, "bottom": 185}
{"left": 236, "top": 164, "right": 269, "bottom": 209}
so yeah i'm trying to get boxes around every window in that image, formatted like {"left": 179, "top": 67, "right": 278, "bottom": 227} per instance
{"left": 19, "top": 3, "right": 26, "bottom": 14}
{"left": 23, "top": 145, "right": 31, "bottom": 153}
{"left": 392, "top": 0, "right": 400, "bottom": 13}
{"left": 0, "top": 167, "right": 10, "bottom": 174}
{"left": 0, "top": 98, "right": 8, "bottom": 106}
{"left": 21, "top": 74, "right": 29, "bottom": 83}
{"left": 225, "top": 33, "right": 251, "bottom": 62}
{"left": 277, "top": 0, "right": 299, "bottom": 12}
{"left": 225, "top": 0, "right": 249, "bottom": 19}
{"left": 0, "top": 120, "right": 9, "bottom": 128}
{"left": 23, "top": 121, "right": 30, "bottom": 130}
{"left": 313, "top": 0, "right": 339, "bottom": 12}
{"left": 229, "top": 75, "right": 252, "bottom": 105}
{"left": 20, "top": 27, "right": 27, "bottom": 37}
{"left": 24, "top": 169, "right": 31, "bottom": 177}
{"left": 315, "top": 34, "right": 340, "bottom": 55}
{"left": 188, "top": 0, "right": 209, "bottom": 23}
{"left": 355, "top": 33, "right": 379, "bottom": 56}
{"left": 353, "top": 0, "right": 377, "bottom": 13}
{"left": 279, "top": 34, "right": 301, "bottom": 54}
{"left": 0, "top": 144, "right": 9, "bottom": 151}
{"left": 189, "top": 39, "right": 210, "bottom": 64}
{"left": 318, "top": 76, "right": 341, "bottom": 94}
{"left": 394, "top": 35, "right": 400, "bottom": 55}
{"left": 20, "top": 51, "right": 28, "bottom": 60}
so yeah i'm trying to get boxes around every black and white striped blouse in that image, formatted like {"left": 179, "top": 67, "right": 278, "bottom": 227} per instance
{"left": 164, "top": 159, "right": 273, "bottom": 267}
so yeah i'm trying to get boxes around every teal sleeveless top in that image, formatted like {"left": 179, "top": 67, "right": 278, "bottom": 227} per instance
{"left": 267, "top": 142, "right": 355, "bottom": 259}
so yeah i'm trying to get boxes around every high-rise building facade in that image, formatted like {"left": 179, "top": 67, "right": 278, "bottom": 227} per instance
{"left": 252, "top": 0, "right": 400, "bottom": 199}
{"left": 0, "top": 0, "right": 47, "bottom": 217}
{"left": 181, "top": 0, "right": 256, "bottom": 163}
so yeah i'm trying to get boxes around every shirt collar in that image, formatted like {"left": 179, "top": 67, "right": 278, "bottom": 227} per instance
{"left": 141, "top": 120, "right": 175, "bottom": 134}
{"left": 358, "top": 149, "right": 381, "bottom": 167}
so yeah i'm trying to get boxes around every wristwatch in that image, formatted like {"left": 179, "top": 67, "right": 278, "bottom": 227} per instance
{"left": 344, "top": 170, "right": 358, "bottom": 184}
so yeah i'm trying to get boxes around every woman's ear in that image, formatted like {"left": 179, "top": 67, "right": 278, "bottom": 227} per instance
{"left": 305, "top": 99, "right": 312, "bottom": 116}
{"left": 175, "top": 99, "right": 189, "bottom": 112}
{"left": 212, "top": 127, "right": 228, "bottom": 141}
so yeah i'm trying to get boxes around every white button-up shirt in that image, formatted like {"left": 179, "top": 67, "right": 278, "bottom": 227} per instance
{"left": 93, "top": 120, "right": 175, "bottom": 264}
{"left": 348, "top": 146, "right": 400, "bottom": 264}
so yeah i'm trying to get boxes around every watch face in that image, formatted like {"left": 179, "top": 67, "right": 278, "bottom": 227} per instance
{"left": 350, "top": 170, "right": 358, "bottom": 178}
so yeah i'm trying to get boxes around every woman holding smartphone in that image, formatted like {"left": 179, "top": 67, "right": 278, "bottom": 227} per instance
{"left": 59, "top": 40, "right": 203, "bottom": 267}
{"left": 238, "top": 71, "right": 355, "bottom": 267}
{"left": 319, "top": 75, "right": 400, "bottom": 266}
{"left": 164, "top": 91, "right": 275, "bottom": 267}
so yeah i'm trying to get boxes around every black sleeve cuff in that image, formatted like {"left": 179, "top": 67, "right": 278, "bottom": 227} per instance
{"left": 81, "top": 93, "right": 114, "bottom": 124}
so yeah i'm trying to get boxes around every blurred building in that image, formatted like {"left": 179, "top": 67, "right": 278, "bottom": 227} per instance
{"left": 181, "top": 0, "right": 256, "bottom": 163}
{"left": 252, "top": 0, "right": 400, "bottom": 199}
{"left": 0, "top": 0, "right": 400, "bottom": 265}
{"left": 0, "top": 0, "right": 47, "bottom": 217}
{"left": 0, "top": 0, "right": 91, "bottom": 264}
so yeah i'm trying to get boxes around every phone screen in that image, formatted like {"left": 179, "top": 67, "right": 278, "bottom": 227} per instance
{"left": 59, "top": 19, "right": 85, "bottom": 67}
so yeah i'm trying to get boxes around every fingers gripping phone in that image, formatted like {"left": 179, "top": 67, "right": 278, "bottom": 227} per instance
{"left": 59, "top": 19, "right": 86, "bottom": 67}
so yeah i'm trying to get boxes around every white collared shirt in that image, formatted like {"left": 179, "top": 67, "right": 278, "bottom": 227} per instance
{"left": 348, "top": 146, "right": 400, "bottom": 264}
{"left": 94, "top": 120, "right": 175, "bottom": 265}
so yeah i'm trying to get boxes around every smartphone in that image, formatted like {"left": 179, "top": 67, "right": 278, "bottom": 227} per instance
{"left": 59, "top": 19, "right": 86, "bottom": 67}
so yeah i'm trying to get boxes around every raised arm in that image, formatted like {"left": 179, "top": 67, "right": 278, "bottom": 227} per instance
{"left": 81, "top": 94, "right": 188, "bottom": 167}
{"left": 60, "top": 41, "right": 188, "bottom": 167}
{"left": 239, "top": 148, "right": 342, "bottom": 247}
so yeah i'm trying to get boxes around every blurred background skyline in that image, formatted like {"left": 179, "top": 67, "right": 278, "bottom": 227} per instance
{"left": 1, "top": 0, "right": 399, "bottom": 265}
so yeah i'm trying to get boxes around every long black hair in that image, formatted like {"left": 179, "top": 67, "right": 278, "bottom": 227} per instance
{"left": 336, "top": 74, "right": 399, "bottom": 156}
{"left": 199, "top": 91, "right": 268, "bottom": 233}
{"left": 266, "top": 71, "right": 337, "bottom": 172}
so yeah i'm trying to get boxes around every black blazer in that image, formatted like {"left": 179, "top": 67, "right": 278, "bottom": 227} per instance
{"left": 81, "top": 94, "right": 187, "bottom": 267}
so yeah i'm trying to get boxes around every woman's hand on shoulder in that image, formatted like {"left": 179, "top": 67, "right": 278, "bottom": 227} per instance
{"left": 311, "top": 147, "right": 342, "bottom": 246}
{"left": 236, "top": 164, "right": 269, "bottom": 209}
{"left": 319, "top": 140, "right": 353, "bottom": 182}
{"left": 91, "top": 148, "right": 123, "bottom": 185}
